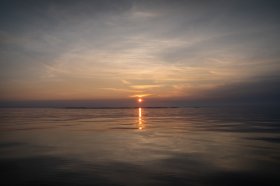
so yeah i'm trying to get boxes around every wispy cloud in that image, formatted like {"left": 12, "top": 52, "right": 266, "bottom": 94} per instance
{"left": 130, "top": 85, "right": 163, "bottom": 89}
{"left": 0, "top": 0, "right": 279, "bottom": 103}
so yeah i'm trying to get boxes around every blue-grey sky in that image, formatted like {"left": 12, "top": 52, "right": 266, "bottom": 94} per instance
{"left": 0, "top": 0, "right": 280, "bottom": 106}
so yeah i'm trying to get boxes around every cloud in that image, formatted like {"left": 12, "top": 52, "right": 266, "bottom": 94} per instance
{"left": 130, "top": 85, "right": 163, "bottom": 90}
{"left": 185, "top": 76, "right": 280, "bottom": 105}
{"left": 0, "top": 0, "right": 280, "bottom": 104}
{"left": 130, "top": 94, "right": 152, "bottom": 98}
{"left": 100, "top": 88, "right": 142, "bottom": 93}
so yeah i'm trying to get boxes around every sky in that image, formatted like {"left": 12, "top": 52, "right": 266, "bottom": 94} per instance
{"left": 0, "top": 0, "right": 280, "bottom": 107}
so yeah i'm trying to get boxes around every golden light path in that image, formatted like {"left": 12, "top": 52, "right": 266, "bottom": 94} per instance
{"left": 138, "top": 107, "right": 143, "bottom": 130}
{"left": 137, "top": 98, "right": 144, "bottom": 130}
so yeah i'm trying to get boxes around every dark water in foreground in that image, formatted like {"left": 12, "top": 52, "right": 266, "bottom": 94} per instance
{"left": 0, "top": 107, "right": 279, "bottom": 186}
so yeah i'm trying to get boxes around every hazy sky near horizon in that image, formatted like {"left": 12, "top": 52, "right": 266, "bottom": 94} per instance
{"left": 1, "top": 0, "right": 280, "bottom": 104}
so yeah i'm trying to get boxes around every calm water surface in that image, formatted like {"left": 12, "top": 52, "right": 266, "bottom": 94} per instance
{"left": 0, "top": 107, "right": 279, "bottom": 185}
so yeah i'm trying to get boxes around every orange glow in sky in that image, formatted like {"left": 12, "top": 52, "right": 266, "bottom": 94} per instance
{"left": 1, "top": 1, "right": 278, "bottom": 105}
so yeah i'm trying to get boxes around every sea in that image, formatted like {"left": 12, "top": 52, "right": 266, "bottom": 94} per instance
{"left": 0, "top": 107, "right": 279, "bottom": 186}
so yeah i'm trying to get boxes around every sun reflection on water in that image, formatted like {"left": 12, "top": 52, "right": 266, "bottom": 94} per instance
{"left": 138, "top": 107, "right": 144, "bottom": 130}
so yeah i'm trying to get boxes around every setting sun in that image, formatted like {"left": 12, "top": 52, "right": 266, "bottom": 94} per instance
{"left": 0, "top": 1, "right": 279, "bottom": 185}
